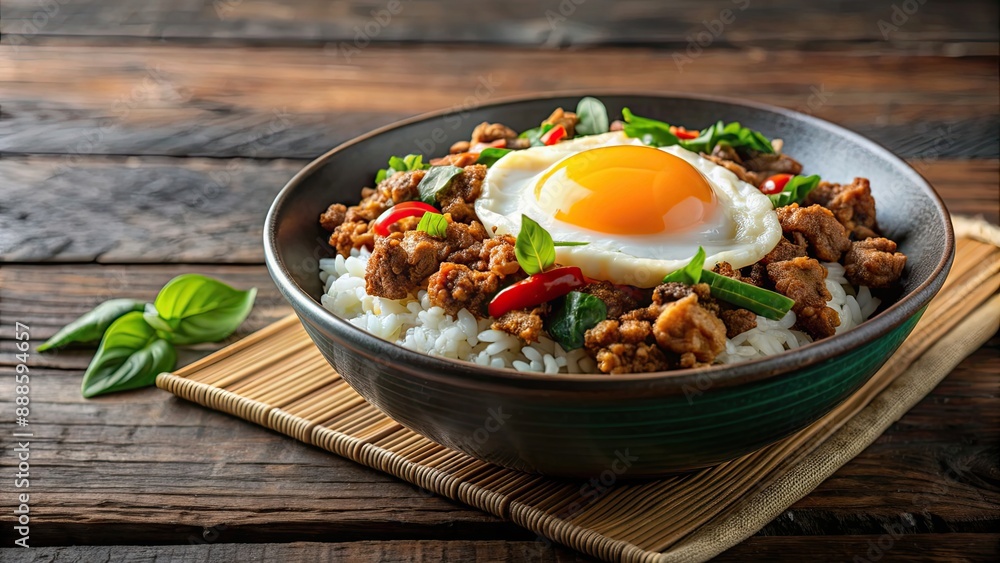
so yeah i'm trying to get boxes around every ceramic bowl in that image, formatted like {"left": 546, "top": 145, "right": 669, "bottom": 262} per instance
{"left": 264, "top": 93, "right": 953, "bottom": 477}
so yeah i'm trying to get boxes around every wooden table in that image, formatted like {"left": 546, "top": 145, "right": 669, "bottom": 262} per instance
{"left": 1, "top": 2, "right": 997, "bottom": 560}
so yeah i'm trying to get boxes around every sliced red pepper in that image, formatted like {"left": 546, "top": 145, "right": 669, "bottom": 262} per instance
{"left": 540, "top": 125, "right": 567, "bottom": 146}
{"left": 669, "top": 125, "right": 699, "bottom": 140}
{"left": 372, "top": 201, "right": 438, "bottom": 236}
{"left": 488, "top": 266, "right": 586, "bottom": 318}
{"left": 760, "top": 173, "right": 793, "bottom": 195}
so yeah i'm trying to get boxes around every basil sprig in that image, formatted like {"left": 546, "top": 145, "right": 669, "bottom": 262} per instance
{"left": 80, "top": 312, "right": 177, "bottom": 398}
{"left": 575, "top": 97, "right": 609, "bottom": 136}
{"left": 621, "top": 108, "right": 680, "bottom": 147}
{"left": 144, "top": 274, "right": 257, "bottom": 345}
{"left": 476, "top": 147, "right": 513, "bottom": 167}
{"left": 416, "top": 211, "right": 448, "bottom": 238}
{"left": 417, "top": 165, "right": 464, "bottom": 204}
{"left": 547, "top": 291, "right": 608, "bottom": 351}
{"left": 662, "top": 247, "right": 793, "bottom": 321}
{"left": 682, "top": 120, "right": 774, "bottom": 155}
{"left": 37, "top": 299, "right": 145, "bottom": 352}
{"left": 514, "top": 215, "right": 556, "bottom": 275}
{"left": 375, "top": 154, "right": 429, "bottom": 184}
{"left": 41, "top": 274, "right": 256, "bottom": 398}
{"left": 620, "top": 108, "right": 774, "bottom": 155}
{"left": 768, "top": 174, "right": 821, "bottom": 208}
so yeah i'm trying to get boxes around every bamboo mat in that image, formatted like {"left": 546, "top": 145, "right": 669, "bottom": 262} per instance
{"left": 157, "top": 219, "right": 1000, "bottom": 563}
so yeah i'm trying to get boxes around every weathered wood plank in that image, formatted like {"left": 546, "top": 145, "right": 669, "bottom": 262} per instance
{"left": 2, "top": 0, "right": 996, "bottom": 47}
{"left": 1, "top": 535, "right": 996, "bottom": 563}
{"left": 1, "top": 156, "right": 994, "bottom": 263}
{"left": 0, "top": 265, "right": 996, "bottom": 546}
{"left": 1, "top": 44, "right": 996, "bottom": 158}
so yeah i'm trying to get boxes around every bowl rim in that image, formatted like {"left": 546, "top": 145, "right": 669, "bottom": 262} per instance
{"left": 264, "top": 90, "right": 955, "bottom": 392}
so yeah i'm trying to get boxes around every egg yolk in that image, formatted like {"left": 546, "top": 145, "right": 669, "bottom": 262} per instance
{"left": 535, "top": 146, "right": 717, "bottom": 235}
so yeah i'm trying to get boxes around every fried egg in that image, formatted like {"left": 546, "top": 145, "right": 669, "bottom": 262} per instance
{"left": 474, "top": 131, "right": 781, "bottom": 287}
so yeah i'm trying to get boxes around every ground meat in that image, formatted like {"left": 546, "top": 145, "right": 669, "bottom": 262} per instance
{"left": 702, "top": 153, "right": 760, "bottom": 185}
{"left": 719, "top": 308, "right": 758, "bottom": 339}
{"left": 492, "top": 306, "right": 545, "bottom": 343}
{"left": 339, "top": 169, "right": 427, "bottom": 227}
{"left": 652, "top": 294, "right": 727, "bottom": 368}
{"left": 425, "top": 262, "right": 500, "bottom": 317}
{"left": 584, "top": 319, "right": 671, "bottom": 374}
{"left": 480, "top": 235, "right": 520, "bottom": 277}
{"left": 437, "top": 164, "right": 486, "bottom": 223}
{"left": 776, "top": 203, "right": 852, "bottom": 262}
{"left": 471, "top": 122, "right": 518, "bottom": 144}
{"left": 579, "top": 281, "right": 638, "bottom": 318}
{"left": 328, "top": 220, "right": 375, "bottom": 256}
{"left": 319, "top": 203, "right": 348, "bottom": 232}
{"left": 843, "top": 238, "right": 907, "bottom": 288}
{"left": 712, "top": 261, "right": 767, "bottom": 288}
{"left": 742, "top": 152, "right": 804, "bottom": 177}
{"left": 805, "top": 177, "right": 880, "bottom": 239}
{"left": 365, "top": 230, "right": 451, "bottom": 299}
{"left": 767, "top": 257, "right": 840, "bottom": 340}
{"left": 430, "top": 152, "right": 479, "bottom": 167}
{"left": 542, "top": 107, "right": 579, "bottom": 138}
{"left": 761, "top": 236, "right": 808, "bottom": 265}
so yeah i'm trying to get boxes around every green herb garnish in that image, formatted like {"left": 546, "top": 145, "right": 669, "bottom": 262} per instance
{"left": 42, "top": 274, "right": 256, "bottom": 398}
{"left": 416, "top": 211, "right": 449, "bottom": 238}
{"left": 519, "top": 123, "right": 555, "bottom": 147}
{"left": 416, "top": 165, "right": 464, "bottom": 205}
{"left": 661, "top": 247, "right": 706, "bottom": 284}
{"left": 768, "top": 174, "right": 821, "bottom": 208}
{"left": 547, "top": 291, "right": 608, "bottom": 350}
{"left": 553, "top": 241, "right": 589, "bottom": 247}
{"left": 375, "top": 154, "right": 429, "bottom": 184}
{"left": 476, "top": 147, "right": 513, "bottom": 167}
{"left": 621, "top": 108, "right": 680, "bottom": 147}
{"left": 680, "top": 121, "right": 774, "bottom": 155}
{"left": 80, "top": 312, "right": 177, "bottom": 398}
{"left": 37, "top": 299, "right": 145, "bottom": 351}
{"left": 514, "top": 214, "right": 556, "bottom": 275}
{"left": 662, "top": 247, "right": 793, "bottom": 320}
{"left": 575, "top": 97, "right": 610, "bottom": 136}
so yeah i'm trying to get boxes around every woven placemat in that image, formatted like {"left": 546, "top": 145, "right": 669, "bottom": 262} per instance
{"left": 157, "top": 220, "right": 999, "bottom": 563}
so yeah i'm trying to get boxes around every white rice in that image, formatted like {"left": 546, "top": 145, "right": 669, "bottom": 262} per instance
{"left": 319, "top": 251, "right": 879, "bottom": 374}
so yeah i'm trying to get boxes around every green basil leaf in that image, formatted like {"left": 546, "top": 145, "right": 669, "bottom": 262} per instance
{"left": 768, "top": 174, "right": 822, "bottom": 208}
{"left": 80, "top": 312, "right": 177, "bottom": 398}
{"left": 662, "top": 247, "right": 707, "bottom": 284}
{"left": 417, "top": 165, "right": 465, "bottom": 204}
{"left": 553, "top": 241, "right": 589, "bottom": 247}
{"left": 520, "top": 123, "right": 554, "bottom": 147}
{"left": 700, "top": 270, "right": 794, "bottom": 321}
{"left": 37, "top": 298, "right": 145, "bottom": 352}
{"left": 547, "top": 292, "right": 608, "bottom": 351}
{"left": 515, "top": 214, "right": 556, "bottom": 275}
{"left": 150, "top": 274, "right": 257, "bottom": 345}
{"left": 476, "top": 147, "right": 513, "bottom": 167}
{"left": 680, "top": 121, "right": 774, "bottom": 155}
{"left": 575, "top": 96, "right": 609, "bottom": 136}
{"left": 621, "top": 108, "right": 680, "bottom": 147}
{"left": 376, "top": 153, "right": 429, "bottom": 185}
{"left": 416, "top": 211, "right": 448, "bottom": 238}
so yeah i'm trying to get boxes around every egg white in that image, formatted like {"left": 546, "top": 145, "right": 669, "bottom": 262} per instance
{"left": 475, "top": 131, "right": 781, "bottom": 287}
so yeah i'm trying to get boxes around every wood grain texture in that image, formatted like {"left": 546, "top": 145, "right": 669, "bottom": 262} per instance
{"left": 0, "top": 535, "right": 996, "bottom": 563}
{"left": 2, "top": 0, "right": 996, "bottom": 46}
{"left": 1, "top": 44, "right": 997, "bottom": 158}
{"left": 0, "top": 265, "right": 996, "bottom": 547}
{"left": 1, "top": 156, "right": 994, "bottom": 263}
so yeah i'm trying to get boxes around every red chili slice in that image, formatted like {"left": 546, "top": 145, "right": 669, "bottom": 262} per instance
{"left": 488, "top": 266, "right": 586, "bottom": 318}
{"left": 669, "top": 126, "right": 699, "bottom": 140}
{"left": 760, "top": 173, "right": 793, "bottom": 195}
{"left": 540, "top": 125, "right": 567, "bottom": 146}
{"left": 372, "top": 201, "right": 438, "bottom": 236}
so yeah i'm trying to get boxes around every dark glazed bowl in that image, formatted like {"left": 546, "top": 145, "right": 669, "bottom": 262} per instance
{"left": 264, "top": 93, "right": 953, "bottom": 478}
